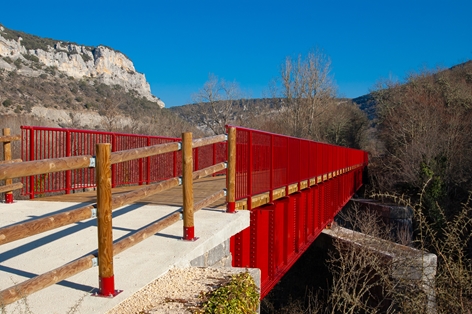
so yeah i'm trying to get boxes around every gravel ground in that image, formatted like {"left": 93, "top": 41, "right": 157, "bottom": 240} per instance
{"left": 106, "top": 267, "right": 239, "bottom": 314}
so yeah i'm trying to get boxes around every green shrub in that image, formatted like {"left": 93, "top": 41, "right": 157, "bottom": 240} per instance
{"left": 81, "top": 54, "right": 92, "bottom": 62}
{"left": 45, "top": 66, "right": 57, "bottom": 76}
{"left": 13, "top": 58, "right": 22, "bottom": 69}
{"left": 198, "top": 271, "right": 259, "bottom": 314}
{"left": 2, "top": 99, "right": 12, "bottom": 107}
{"left": 22, "top": 53, "right": 39, "bottom": 63}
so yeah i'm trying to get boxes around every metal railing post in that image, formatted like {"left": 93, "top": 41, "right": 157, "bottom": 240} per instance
{"left": 96, "top": 143, "right": 120, "bottom": 297}
{"left": 111, "top": 135, "right": 117, "bottom": 188}
{"left": 29, "top": 128, "right": 35, "bottom": 199}
{"left": 146, "top": 137, "right": 151, "bottom": 184}
{"left": 247, "top": 131, "right": 253, "bottom": 210}
{"left": 65, "top": 130, "right": 71, "bottom": 194}
{"left": 182, "top": 132, "right": 196, "bottom": 240}
{"left": 269, "top": 134, "right": 274, "bottom": 203}
{"left": 226, "top": 127, "right": 236, "bottom": 213}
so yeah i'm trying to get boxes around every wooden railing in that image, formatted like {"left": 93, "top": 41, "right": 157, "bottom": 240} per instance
{"left": 0, "top": 129, "right": 235, "bottom": 305}
{"left": 0, "top": 128, "right": 22, "bottom": 203}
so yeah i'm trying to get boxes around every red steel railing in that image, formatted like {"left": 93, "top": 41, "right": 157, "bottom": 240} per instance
{"left": 229, "top": 125, "right": 368, "bottom": 298}
{"left": 20, "top": 126, "right": 227, "bottom": 199}
{"left": 230, "top": 125, "right": 368, "bottom": 207}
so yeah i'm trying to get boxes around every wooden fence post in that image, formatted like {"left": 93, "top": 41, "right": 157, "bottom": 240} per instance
{"left": 226, "top": 127, "right": 236, "bottom": 213}
{"left": 182, "top": 132, "right": 196, "bottom": 240}
{"left": 96, "top": 143, "right": 121, "bottom": 297}
{"left": 3, "top": 128, "right": 13, "bottom": 203}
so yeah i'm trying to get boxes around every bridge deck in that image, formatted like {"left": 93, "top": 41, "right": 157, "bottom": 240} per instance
{"left": 32, "top": 176, "right": 227, "bottom": 208}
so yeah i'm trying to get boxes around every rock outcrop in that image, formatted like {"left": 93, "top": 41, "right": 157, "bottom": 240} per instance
{"left": 0, "top": 25, "right": 164, "bottom": 108}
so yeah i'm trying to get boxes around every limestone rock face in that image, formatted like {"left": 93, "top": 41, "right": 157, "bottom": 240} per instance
{"left": 0, "top": 26, "right": 164, "bottom": 107}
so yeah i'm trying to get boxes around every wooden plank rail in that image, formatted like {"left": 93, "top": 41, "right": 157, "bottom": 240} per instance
{"left": 0, "top": 142, "right": 182, "bottom": 182}
{"left": 113, "top": 212, "right": 181, "bottom": 256}
{"left": 192, "top": 162, "right": 226, "bottom": 180}
{"left": 0, "top": 254, "right": 95, "bottom": 306}
{"left": 0, "top": 159, "right": 22, "bottom": 165}
{"left": 0, "top": 204, "right": 95, "bottom": 246}
{"left": 110, "top": 142, "right": 180, "bottom": 165}
{"left": 0, "top": 155, "right": 93, "bottom": 181}
{"left": 192, "top": 134, "right": 226, "bottom": 148}
{"left": 195, "top": 190, "right": 226, "bottom": 212}
{"left": 0, "top": 135, "right": 21, "bottom": 143}
{"left": 0, "top": 182, "right": 23, "bottom": 194}
{"left": 111, "top": 177, "right": 180, "bottom": 209}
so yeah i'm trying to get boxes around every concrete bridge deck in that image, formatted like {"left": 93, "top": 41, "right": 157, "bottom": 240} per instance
{"left": 0, "top": 176, "right": 250, "bottom": 313}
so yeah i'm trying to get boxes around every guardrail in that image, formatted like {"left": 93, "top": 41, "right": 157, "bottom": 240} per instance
{"left": 229, "top": 125, "right": 368, "bottom": 210}
{"left": 228, "top": 125, "right": 368, "bottom": 297}
{"left": 20, "top": 126, "right": 227, "bottom": 199}
{"left": 0, "top": 129, "right": 234, "bottom": 305}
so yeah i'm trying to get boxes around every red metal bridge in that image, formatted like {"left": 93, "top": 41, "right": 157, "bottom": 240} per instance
{"left": 9, "top": 125, "right": 367, "bottom": 300}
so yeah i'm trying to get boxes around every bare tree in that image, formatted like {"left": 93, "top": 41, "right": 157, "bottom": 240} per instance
{"left": 99, "top": 98, "right": 122, "bottom": 132}
{"left": 371, "top": 63, "right": 472, "bottom": 215}
{"left": 190, "top": 74, "right": 243, "bottom": 135}
{"left": 279, "top": 49, "right": 336, "bottom": 140}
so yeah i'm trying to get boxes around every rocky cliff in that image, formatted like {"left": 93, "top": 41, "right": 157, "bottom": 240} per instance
{"left": 0, "top": 24, "right": 164, "bottom": 108}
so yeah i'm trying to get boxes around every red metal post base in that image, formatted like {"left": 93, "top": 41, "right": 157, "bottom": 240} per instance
{"left": 94, "top": 276, "right": 122, "bottom": 298}
{"left": 183, "top": 226, "right": 198, "bottom": 241}
{"left": 226, "top": 201, "right": 236, "bottom": 213}
{"left": 5, "top": 193, "right": 13, "bottom": 204}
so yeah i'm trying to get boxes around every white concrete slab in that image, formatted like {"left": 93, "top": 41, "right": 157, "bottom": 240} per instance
{"left": 0, "top": 201, "right": 250, "bottom": 313}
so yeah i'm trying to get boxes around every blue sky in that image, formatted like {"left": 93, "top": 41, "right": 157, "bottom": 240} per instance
{"left": 1, "top": 1, "right": 471, "bottom": 107}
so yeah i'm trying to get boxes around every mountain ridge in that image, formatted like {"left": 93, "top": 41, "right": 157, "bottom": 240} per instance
{"left": 0, "top": 23, "right": 164, "bottom": 107}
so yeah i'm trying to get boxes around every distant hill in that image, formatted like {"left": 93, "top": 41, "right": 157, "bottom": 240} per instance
{"left": 352, "top": 94, "right": 376, "bottom": 120}
{"left": 352, "top": 60, "right": 472, "bottom": 121}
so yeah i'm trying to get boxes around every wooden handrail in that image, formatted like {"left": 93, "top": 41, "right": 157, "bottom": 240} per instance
{"left": 113, "top": 212, "right": 181, "bottom": 256}
{"left": 110, "top": 141, "right": 180, "bottom": 165}
{"left": 0, "top": 204, "right": 95, "bottom": 246}
{"left": 192, "top": 162, "right": 226, "bottom": 180}
{"left": 195, "top": 190, "right": 226, "bottom": 212}
{"left": 192, "top": 134, "right": 226, "bottom": 148}
{"left": 0, "top": 254, "right": 95, "bottom": 305}
{"left": 111, "top": 177, "right": 180, "bottom": 209}
{"left": 0, "top": 182, "right": 23, "bottom": 194}
{"left": 0, "top": 134, "right": 227, "bottom": 181}
{"left": 0, "top": 159, "right": 22, "bottom": 164}
{"left": 0, "top": 155, "right": 93, "bottom": 181}
{"left": 0, "top": 135, "right": 20, "bottom": 143}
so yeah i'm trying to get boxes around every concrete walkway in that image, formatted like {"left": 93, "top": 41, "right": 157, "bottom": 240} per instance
{"left": 0, "top": 200, "right": 250, "bottom": 313}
